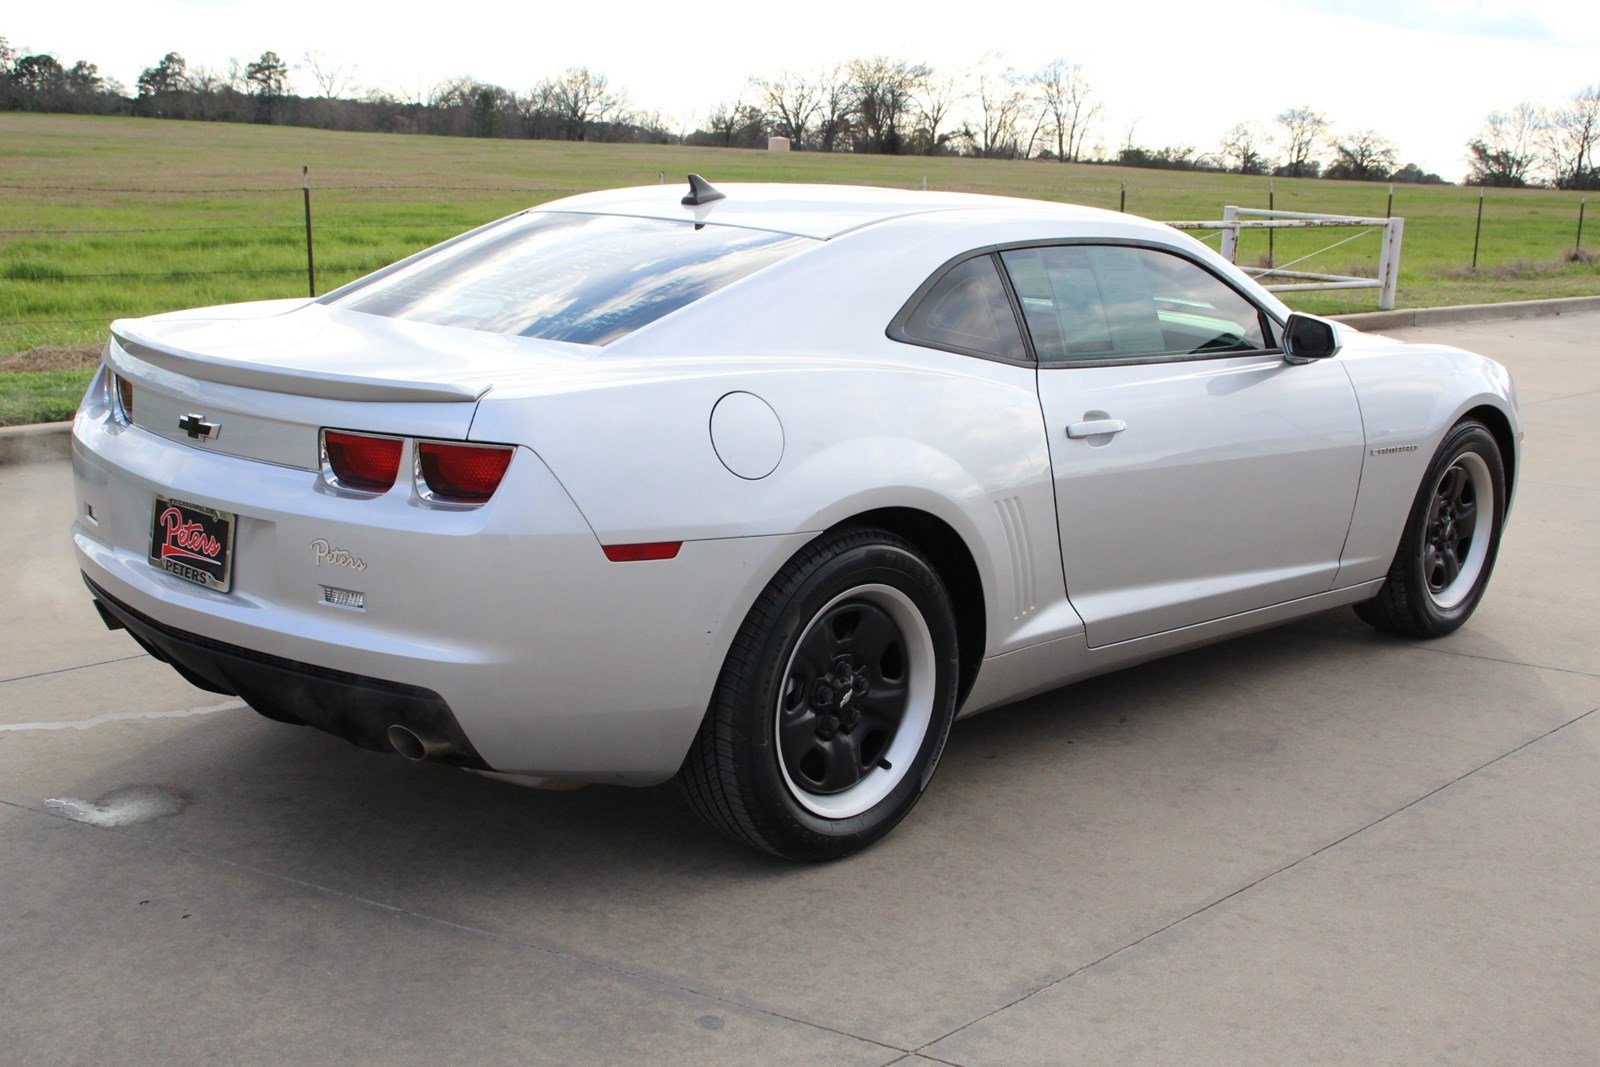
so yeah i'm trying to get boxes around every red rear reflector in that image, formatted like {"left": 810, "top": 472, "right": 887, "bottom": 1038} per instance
{"left": 417, "top": 441, "right": 514, "bottom": 504}
{"left": 602, "top": 541, "right": 683, "bottom": 562}
{"left": 323, "top": 430, "right": 403, "bottom": 492}
{"left": 114, "top": 374, "right": 134, "bottom": 422}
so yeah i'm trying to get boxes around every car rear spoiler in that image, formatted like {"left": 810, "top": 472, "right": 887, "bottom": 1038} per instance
{"left": 109, "top": 324, "right": 486, "bottom": 405}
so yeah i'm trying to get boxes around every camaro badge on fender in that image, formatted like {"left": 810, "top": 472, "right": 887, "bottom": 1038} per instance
{"left": 311, "top": 539, "right": 366, "bottom": 571}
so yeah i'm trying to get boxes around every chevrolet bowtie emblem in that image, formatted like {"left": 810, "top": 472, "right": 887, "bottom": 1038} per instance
{"left": 178, "top": 413, "right": 219, "bottom": 441}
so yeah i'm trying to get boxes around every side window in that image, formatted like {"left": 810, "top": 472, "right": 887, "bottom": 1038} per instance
{"left": 999, "top": 245, "right": 1269, "bottom": 364}
{"left": 897, "top": 255, "right": 1028, "bottom": 361}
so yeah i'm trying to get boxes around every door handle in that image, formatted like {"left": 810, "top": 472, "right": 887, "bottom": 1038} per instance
{"left": 1066, "top": 418, "right": 1127, "bottom": 439}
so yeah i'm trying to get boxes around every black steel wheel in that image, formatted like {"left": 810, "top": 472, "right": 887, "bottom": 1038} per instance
{"left": 1421, "top": 455, "right": 1489, "bottom": 606}
{"left": 679, "top": 526, "right": 960, "bottom": 861}
{"left": 774, "top": 585, "right": 934, "bottom": 817}
{"left": 1355, "top": 419, "right": 1507, "bottom": 637}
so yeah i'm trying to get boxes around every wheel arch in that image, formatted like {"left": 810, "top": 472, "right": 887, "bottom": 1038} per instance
{"left": 1461, "top": 402, "right": 1517, "bottom": 500}
{"left": 826, "top": 506, "right": 987, "bottom": 709}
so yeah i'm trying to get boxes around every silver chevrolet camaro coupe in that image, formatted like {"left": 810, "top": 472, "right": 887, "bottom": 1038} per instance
{"left": 73, "top": 177, "right": 1520, "bottom": 860}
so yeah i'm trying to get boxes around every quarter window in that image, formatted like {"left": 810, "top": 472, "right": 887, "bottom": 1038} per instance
{"left": 897, "top": 255, "right": 1028, "bottom": 361}
{"left": 999, "top": 245, "right": 1270, "bottom": 363}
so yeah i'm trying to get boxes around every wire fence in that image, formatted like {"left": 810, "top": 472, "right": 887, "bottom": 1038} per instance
{"left": 0, "top": 183, "right": 543, "bottom": 194}
{"left": 0, "top": 171, "right": 554, "bottom": 350}
{"left": 1, "top": 170, "right": 1594, "bottom": 353}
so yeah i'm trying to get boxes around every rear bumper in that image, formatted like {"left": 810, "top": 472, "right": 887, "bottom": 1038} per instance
{"left": 87, "top": 575, "right": 488, "bottom": 768}
{"left": 71, "top": 378, "right": 814, "bottom": 784}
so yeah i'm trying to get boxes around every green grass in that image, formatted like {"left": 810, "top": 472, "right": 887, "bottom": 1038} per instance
{"left": 0, "top": 368, "right": 91, "bottom": 426}
{"left": 3, "top": 111, "right": 1597, "bottom": 389}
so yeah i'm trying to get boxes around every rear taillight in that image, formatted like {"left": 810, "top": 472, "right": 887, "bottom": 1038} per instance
{"left": 322, "top": 429, "right": 404, "bottom": 493}
{"left": 112, "top": 373, "right": 134, "bottom": 424}
{"left": 416, "top": 441, "right": 514, "bottom": 504}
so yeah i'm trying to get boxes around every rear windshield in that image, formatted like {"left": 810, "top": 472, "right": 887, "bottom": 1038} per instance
{"left": 332, "top": 212, "right": 814, "bottom": 345}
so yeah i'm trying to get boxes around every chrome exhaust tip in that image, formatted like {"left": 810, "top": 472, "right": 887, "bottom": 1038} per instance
{"left": 387, "top": 724, "right": 457, "bottom": 762}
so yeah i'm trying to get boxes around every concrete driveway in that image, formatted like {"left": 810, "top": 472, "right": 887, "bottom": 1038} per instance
{"left": 2, "top": 313, "right": 1596, "bottom": 1065}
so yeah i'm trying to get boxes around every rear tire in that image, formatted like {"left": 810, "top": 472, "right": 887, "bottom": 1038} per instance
{"left": 679, "top": 526, "right": 960, "bottom": 861}
{"left": 1354, "top": 419, "right": 1506, "bottom": 638}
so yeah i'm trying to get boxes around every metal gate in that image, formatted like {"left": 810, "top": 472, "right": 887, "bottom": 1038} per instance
{"left": 1166, "top": 207, "right": 1405, "bottom": 310}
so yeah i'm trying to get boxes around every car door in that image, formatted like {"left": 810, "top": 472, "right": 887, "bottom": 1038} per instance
{"left": 1001, "top": 242, "right": 1365, "bottom": 648}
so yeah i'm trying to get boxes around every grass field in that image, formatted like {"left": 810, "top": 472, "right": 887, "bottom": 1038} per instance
{"left": 3, "top": 112, "right": 1596, "bottom": 424}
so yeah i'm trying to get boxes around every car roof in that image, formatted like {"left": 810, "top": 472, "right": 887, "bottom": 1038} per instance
{"left": 534, "top": 181, "right": 1128, "bottom": 241}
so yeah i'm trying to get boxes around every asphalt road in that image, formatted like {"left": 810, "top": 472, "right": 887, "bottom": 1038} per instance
{"left": 3, "top": 313, "right": 1597, "bottom": 1065}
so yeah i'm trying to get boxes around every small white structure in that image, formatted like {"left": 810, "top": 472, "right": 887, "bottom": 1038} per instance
{"left": 767, "top": 136, "right": 791, "bottom": 153}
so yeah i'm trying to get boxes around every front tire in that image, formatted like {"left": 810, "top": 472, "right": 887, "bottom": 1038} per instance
{"left": 680, "top": 527, "right": 960, "bottom": 861}
{"left": 1354, "top": 419, "right": 1506, "bottom": 637}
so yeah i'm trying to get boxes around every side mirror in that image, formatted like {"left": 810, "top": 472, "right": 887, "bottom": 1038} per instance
{"left": 1282, "top": 313, "right": 1341, "bottom": 363}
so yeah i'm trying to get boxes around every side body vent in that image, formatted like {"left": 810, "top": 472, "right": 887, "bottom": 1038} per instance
{"left": 995, "top": 496, "right": 1038, "bottom": 620}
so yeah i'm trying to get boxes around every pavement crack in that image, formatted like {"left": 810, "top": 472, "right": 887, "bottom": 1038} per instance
{"left": 0, "top": 796, "right": 909, "bottom": 1056}
{"left": 0, "top": 700, "right": 246, "bottom": 732}
{"left": 1394, "top": 642, "right": 1600, "bottom": 678}
{"left": 1307, "top": 626, "right": 1600, "bottom": 679}
{"left": 1519, "top": 479, "right": 1600, "bottom": 492}
{"left": 0, "top": 654, "right": 146, "bottom": 686}
{"left": 1521, "top": 386, "right": 1600, "bottom": 406}
{"left": 914, "top": 700, "right": 1600, "bottom": 1057}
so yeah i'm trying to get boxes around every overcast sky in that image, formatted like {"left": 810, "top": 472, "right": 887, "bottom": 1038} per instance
{"left": 8, "top": 0, "right": 1598, "bottom": 179}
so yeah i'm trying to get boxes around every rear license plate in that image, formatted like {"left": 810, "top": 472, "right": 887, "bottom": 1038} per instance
{"left": 148, "top": 496, "right": 236, "bottom": 592}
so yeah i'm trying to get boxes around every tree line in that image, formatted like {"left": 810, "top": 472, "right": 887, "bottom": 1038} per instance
{"left": 1465, "top": 89, "right": 1600, "bottom": 189}
{"left": 2, "top": 34, "right": 1593, "bottom": 187}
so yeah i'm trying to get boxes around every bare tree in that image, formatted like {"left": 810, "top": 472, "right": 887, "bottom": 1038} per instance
{"left": 846, "top": 56, "right": 927, "bottom": 153}
{"left": 1545, "top": 84, "right": 1600, "bottom": 189}
{"left": 629, "top": 110, "right": 673, "bottom": 144}
{"left": 512, "top": 83, "right": 552, "bottom": 137}
{"left": 1326, "top": 129, "right": 1397, "bottom": 181}
{"left": 973, "top": 59, "right": 1025, "bottom": 158}
{"left": 301, "top": 51, "right": 355, "bottom": 100}
{"left": 1219, "top": 121, "right": 1273, "bottom": 174}
{"left": 913, "top": 70, "right": 963, "bottom": 155}
{"left": 178, "top": 63, "right": 244, "bottom": 120}
{"left": 1032, "top": 59, "right": 1100, "bottom": 162}
{"left": 1275, "top": 105, "right": 1328, "bottom": 177}
{"left": 1466, "top": 103, "right": 1542, "bottom": 186}
{"left": 1033, "top": 59, "right": 1071, "bottom": 161}
{"left": 700, "top": 100, "right": 765, "bottom": 148}
{"left": 1020, "top": 100, "right": 1049, "bottom": 160}
{"left": 429, "top": 76, "right": 481, "bottom": 110}
{"left": 1063, "top": 65, "right": 1099, "bottom": 161}
{"left": 183, "top": 65, "right": 228, "bottom": 94}
{"left": 540, "top": 67, "right": 623, "bottom": 141}
{"left": 814, "top": 66, "right": 853, "bottom": 151}
{"left": 749, "top": 70, "right": 821, "bottom": 146}
{"left": 423, "top": 76, "right": 507, "bottom": 136}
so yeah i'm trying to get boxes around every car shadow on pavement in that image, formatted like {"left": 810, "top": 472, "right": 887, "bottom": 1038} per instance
{"left": 26, "top": 602, "right": 1543, "bottom": 910}
{"left": 14, "top": 589, "right": 1579, "bottom": 1048}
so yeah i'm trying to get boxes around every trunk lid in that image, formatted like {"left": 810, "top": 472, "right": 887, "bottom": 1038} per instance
{"left": 105, "top": 301, "right": 597, "bottom": 469}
